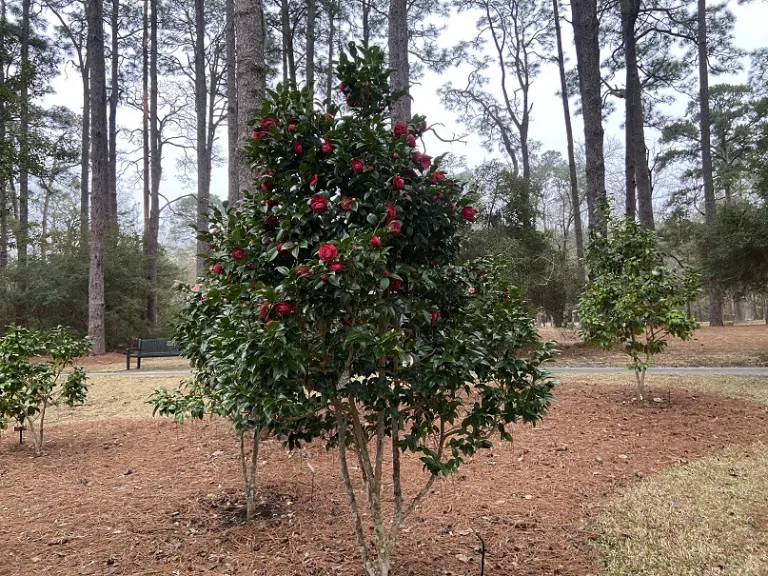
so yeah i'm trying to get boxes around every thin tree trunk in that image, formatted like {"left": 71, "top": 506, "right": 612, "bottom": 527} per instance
{"left": 108, "top": 0, "right": 119, "bottom": 225}
{"left": 305, "top": 0, "right": 315, "bottom": 85}
{"left": 280, "top": 0, "right": 296, "bottom": 82}
{"left": 553, "top": 0, "right": 584, "bottom": 282}
{"left": 142, "top": 0, "right": 150, "bottom": 255}
{"left": 0, "top": 0, "right": 7, "bottom": 271}
{"left": 19, "top": 0, "right": 30, "bottom": 264}
{"left": 195, "top": 0, "right": 209, "bottom": 277}
{"left": 571, "top": 0, "right": 607, "bottom": 235}
{"left": 235, "top": 0, "right": 266, "bottom": 197}
{"left": 325, "top": 5, "right": 335, "bottom": 102}
{"left": 226, "top": 0, "right": 239, "bottom": 205}
{"left": 147, "top": 0, "right": 160, "bottom": 328}
{"left": 41, "top": 184, "right": 51, "bottom": 262}
{"left": 362, "top": 0, "right": 370, "bottom": 45}
{"left": 697, "top": 0, "right": 723, "bottom": 327}
{"left": 81, "top": 63, "right": 90, "bottom": 249}
{"left": 88, "top": 0, "right": 109, "bottom": 355}
{"left": 388, "top": 0, "right": 410, "bottom": 123}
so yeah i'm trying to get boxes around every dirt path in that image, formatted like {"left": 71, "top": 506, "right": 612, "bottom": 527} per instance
{"left": 2, "top": 383, "right": 768, "bottom": 576}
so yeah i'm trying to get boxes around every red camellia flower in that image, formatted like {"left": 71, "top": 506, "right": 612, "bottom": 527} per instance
{"left": 338, "top": 81, "right": 345, "bottom": 91}
{"left": 264, "top": 198, "right": 278, "bottom": 210}
{"left": 393, "top": 121, "right": 407, "bottom": 138}
{"left": 476, "top": 269, "right": 483, "bottom": 278}
{"left": 329, "top": 262, "right": 343, "bottom": 272}
{"left": 259, "top": 301, "right": 271, "bottom": 319}
{"left": 261, "top": 181, "right": 273, "bottom": 192}
{"left": 275, "top": 302, "right": 293, "bottom": 315}
{"left": 387, "top": 220, "right": 402, "bottom": 234}
{"left": 461, "top": 205, "right": 476, "bottom": 221}
{"left": 230, "top": 248, "right": 245, "bottom": 261}
{"left": 293, "top": 140, "right": 303, "bottom": 155}
{"left": 252, "top": 130, "right": 263, "bottom": 140}
{"left": 325, "top": 112, "right": 333, "bottom": 119}
{"left": 370, "top": 234, "right": 382, "bottom": 248}
{"left": 288, "top": 124, "right": 296, "bottom": 133}
{"left": 406, "top": 134, "right": 416, "bottom": 147}
{"left": 393, "top": 176, "right": 405, "bottom": 190}
{"left": 393, "top": 152, "right": 399, "bottom": 159}
{"left": 265, "top": 215, "right": 279, "bottom": 228}
{"left": 419, "top": 120, "right": 428, "bottom": 133}
{"left": 389, "top": 278, "right": 402, "bottom": 291}
{"left": 321, "top": 273, "right": 329, "bottom": 281}
{"left": 207, "top": 242, "right": 214, "bottom": 249}
{"left": 309, "top": 174, "right": 319, "bottom": 188}
{"left": 318, "top": 243, "right": 338, "bottom": 262}
{"left": 431, "top": 171, "right": 446, "bottom": 183}
{"left": 340, "top": 196, "right": 354, "bottom": 211}
{"left": 211, "top": 263, "right": 223, "bottom": 274}
{"left": 321, "top": 137, "right": 334, "bottom": 154}
{"left": 468, "top": 287, "right": 476, "bottom": 295}
{"left": 277, "top": 242, "right": 292, "bottom": 255}
{"left": 351, "top": 158, "right": 365, "bottom": 174}
{"left": 432, "top": 193, "right": 442, "bottom": 202}
{"left": 430, "top": 311, "right": 439, "bottom": 323}
{"left": 385, "top": 203, "right": 397, "bottom": 220}
{"left": 261, "top": 117, "right": 276, "bottom": 132}
{"left": 310, "top": 195, "right": 328, "bottom": 213}
{"left": 297, "top": 266, "right": 312, "bottom": 277}
{"left": 381, "top": 269, "right": 389, "bottom": 277}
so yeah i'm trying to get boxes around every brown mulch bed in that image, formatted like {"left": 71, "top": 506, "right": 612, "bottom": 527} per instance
{"left": 2, "top": 383, "right": 768, "bottom": 576}
{"left": 540, "top": 324, "right": 768, "bottom": 367}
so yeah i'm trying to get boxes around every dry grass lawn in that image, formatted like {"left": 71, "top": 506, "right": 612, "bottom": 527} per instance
{"left": 592, "top": 442, "right": 768, "bottom": 576}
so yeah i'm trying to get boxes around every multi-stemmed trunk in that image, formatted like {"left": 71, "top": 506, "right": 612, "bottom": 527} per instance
{"left": 552, "top": 0, "right": 584, "bottom": 281}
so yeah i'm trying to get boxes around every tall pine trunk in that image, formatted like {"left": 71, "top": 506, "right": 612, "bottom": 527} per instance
{"left": 19, "top": 0, "right": 30, "bottom": 265}
{"left": 235, "top": 0, "right": 266, "bottom": 192}
{"left": 305, "top": 0, "right": 315, "bottom": 85}
{"left": 0, "top": 0, "right": 7, "bottom": 271}
{"left": 571, "top": 0, "right": 607, "bottom": 235}
{"left": 88, "top": 0, "right": 109, "bottom": 355}
{"left": 81, "top": 62, "right": 90, "bottom": 249}
{"left": 697, "top": 0, "right": 723, "bottom": 326}
{"left": 388, "top": 0, "right": 409, "bottom": 123}
{"left": 146, "top": 0, "right": 161, "bottom": 329}
{"left": 142, "top": 0, "right": 150, "bottom": 259}
{"left": 325, "top": 4, "right": 335, "bottom": 102}
{"left": 108, "top": 0, "right": 119, "bottom": 225}
{"left": 226, "top": 0, "right": 239, "bottom": 205}
{"left": 553, "top": 0, "right": 584, "bottom": 282}
{"left": 280, "top": 0, "right": 295, "bottom": 82}
{"left": 622, "top": 0, "right": 653, "bottom": 228}
{"left": 195, "top": 0, "right": 210, "bottom": 277}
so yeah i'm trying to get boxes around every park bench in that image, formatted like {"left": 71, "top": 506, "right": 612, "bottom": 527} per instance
{"left": 125, "top": 338, "right": 181, "bottom": 370}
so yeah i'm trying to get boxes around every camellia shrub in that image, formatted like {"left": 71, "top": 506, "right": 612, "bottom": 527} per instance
{"left": 161, "top": 43, "right": 555, "bottom": 576}
{"left": 577, "top": 217, "right": 700, "bottom": 400}
{"left": 0, "top": 325, "right": 90, "bottom": 454}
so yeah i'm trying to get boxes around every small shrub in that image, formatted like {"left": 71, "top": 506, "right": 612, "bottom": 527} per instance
{"left": 0, "top": 325, "right": 90, "bottom": 454}
{"left": 577, "top": 218, "right": 700, "bottom": 399}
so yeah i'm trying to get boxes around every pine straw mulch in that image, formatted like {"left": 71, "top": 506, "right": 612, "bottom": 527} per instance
{"left": 540, "top": 324, "right": 768, "bottom": 367}
{"left": 2, "top": 382, "right": 768, "bottom": 576}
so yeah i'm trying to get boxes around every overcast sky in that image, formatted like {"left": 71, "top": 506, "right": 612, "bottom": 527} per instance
{"left": 48, "top": 0, "right": 768, "bottom": 214}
